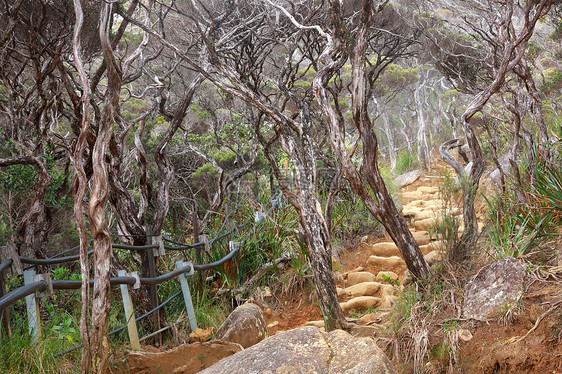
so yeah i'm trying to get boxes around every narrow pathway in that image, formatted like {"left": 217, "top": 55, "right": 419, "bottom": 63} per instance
{"left": 306, "top": 168, "right": 482, "bottom": 330}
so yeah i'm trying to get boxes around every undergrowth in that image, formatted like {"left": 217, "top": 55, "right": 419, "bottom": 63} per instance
{"left": 382, "top": 270, "right": 464, "bottom": 374}
{"left": 483, "top": 154, "right": 561, "bottom": 261}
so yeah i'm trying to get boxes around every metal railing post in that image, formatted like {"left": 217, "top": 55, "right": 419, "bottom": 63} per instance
{"left": 118, "top": 270, "right": 140, "bottom": 350}
{"left": 23, "top": 270, "right": 41, "bottom": 343}
{"left": 0, "top": 273, "right": 10, "bottom": 340}
{"left": 145, "top": 228, "right": 158, "bottom": 311}
{"left": 176, "top": 260, "right": 197, "bottom": 332}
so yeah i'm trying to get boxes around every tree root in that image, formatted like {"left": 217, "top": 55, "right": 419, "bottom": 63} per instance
{"left": 508, "top": 300, "right": 562, "bottom": 344}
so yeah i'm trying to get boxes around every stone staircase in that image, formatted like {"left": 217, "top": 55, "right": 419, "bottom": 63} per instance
{"left": 306, "top": 172, "right": 483, "bottom": 330}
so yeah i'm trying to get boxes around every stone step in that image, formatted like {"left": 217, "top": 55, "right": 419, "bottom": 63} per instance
{"left": 367, "top": 236, "right": 435, "bottom": 259}
{"left": 413, "top": 234, "right": 432, "bottom": 246}
{"left": 417, "top": 186, "right": 439, "bottom": 194}
{"left": 345, "top": 271, "right": 376, "bottom": 286}
{"left": 425, "top": 249, "right": 445, "bottom": 265}
{"left": 304, "top": 320, "right": 326, "bottom": 330}
{"left": 374, "top": 271, "right": 399, "bottom": 284}
{"left": 406, "top": 199, "right": 443, "bottom": 209}
{"left": 340, "top": 296, "right": 381, "bottom": 314}
{"left": 414, "top": 218, "right": 437, "bottom": 231}
{"left": 400, "top": 191, "right": 439, "bottom": 204}
{"left": 413, "top": 208, "right": 462, "bottom": 221}
{"left": 419, "top": 240, "right": 444, "bottom": 255}
{"left": 365, "top": 255, "right": 407, "bottom": 275}
{"left": 337, "top": 282, "right": 382, "bottom": 302}
{"left": 369, "top": 242, "right": 401, "bottom": 257}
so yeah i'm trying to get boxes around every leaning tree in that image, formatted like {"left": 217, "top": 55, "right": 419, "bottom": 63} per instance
{"left": 412, "top": 0, "right": 556, "bottom": 261}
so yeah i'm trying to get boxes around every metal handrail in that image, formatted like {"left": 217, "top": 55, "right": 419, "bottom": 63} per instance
{"left": 20, "top": 251, "right": 93, "bottom": 265}
{"left": 2, "top": 196, "right": 280, "bottom": 357}
{"left": 0, "top": 259, "right": 13, "bottom": 276}
{"left": 139, "top": 264, "right": 192, "bottom": 285}
{"left": 0, "top": 281, "right": 47, "bottom": 311}
{"left": 0, "top": 264, "right": 195, "bottom": 312}
{"left": 52, "top": 290, "right": 183, "bottom": 358}
{"left": 193, "top": 244, "right": 242, "bottom": 271}
{"left": 111, "top": 243, "right": 159, "bottom": 251}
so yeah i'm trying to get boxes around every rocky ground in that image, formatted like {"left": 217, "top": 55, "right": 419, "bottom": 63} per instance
{"left": 112, "top": 164, "right": 562, "bottom": 373}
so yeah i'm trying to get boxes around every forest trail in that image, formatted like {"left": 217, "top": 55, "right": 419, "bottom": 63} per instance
{"left": 302, "top": 161, "right": 486, "bottom": 331}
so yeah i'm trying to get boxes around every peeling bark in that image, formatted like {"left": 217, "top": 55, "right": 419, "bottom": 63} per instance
{"left": 313, "top": 0, "right": 430, "bottom": 280}
{"left": 70, "top": 0, "right": 92, "bottom": 370}
{"left": 87, "top": 3, "right": 122, "bottom": 372}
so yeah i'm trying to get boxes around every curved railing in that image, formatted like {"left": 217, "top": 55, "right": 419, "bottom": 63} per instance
{"left": 0, "top": 195, "right": 279, "bottom": 356}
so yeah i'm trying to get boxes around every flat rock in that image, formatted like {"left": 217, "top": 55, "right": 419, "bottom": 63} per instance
{"left": 424, "top": 250, "right": 444, "bottom": 265}
{"left": 413, "top": 235, "right": 431, "bottom": 246}
{"left": 340, "top": 296, "right": 381, "bottom": 314}
{"left": 215, "top": 302, "right": 267, "bottom": 348}
{"left": 463, "top": 257, "right": 525, "bottom": 321}
{"left": 413, "top": 210, "right": 437, "bottom": 221}
{"left": 458, "top": 329, "right": 473, "bottom": 342}
{"left": 417, "top": 186, "right": 439, "bottom": 194}
{"left": 338, "top": 282, "right": 382, "bottom": 302}
{"left": 189, "top": 327, "right": 216, "bottom": 343}
{"left": 347, "top": 324, "right": 378, "bottom": 338}
{"left": 395, "top": 170, "right": 421, "bottom": 187}
{"left": 200, "top": 326, "right": 395, "bottom": 374}
{"left": 402, "top": 206, "right": 422, "bottom": 217}
{"left": 305, "top": 320, "right": 326, "bottom": 330}
{"left": 116, "top": 340, "right": 243, "bottom": 374}
{"left": 357, "top": 313, "right": 378, "bottom": 325}
{"left": 366, "top": 255, "right": 407, "bottom": 275}
{"left": 375, "top": 271, "right": 399, "bottom": 284}
{"left": 346, "top": 271, "right": 377, "bottom": 286}
{"left": 379, "top": 284, "right": 399, "bottom": 307}
{"left": 370, "top": 242, "right": 400, "bottom": 257}
{"left": 419, "top": 241, "right": 443, "bottom": 255}
{"left": 407, "top": 199, "right": 442, "bottom": 209}
{"left": 415, "top": 218, "right": 436, "bottom": 232}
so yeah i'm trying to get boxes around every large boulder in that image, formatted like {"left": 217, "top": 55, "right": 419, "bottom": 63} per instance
{"left": 200, "top": 326, "right": 396, "bottom": 374}
{"left": 215, "top": 302, "right": 267, "bottom": 348}
{"left": 463, "top": 257, "right": 525, "bottom": 321}
{"left": 395, "top": 170, "right": 421, "bottom": 188}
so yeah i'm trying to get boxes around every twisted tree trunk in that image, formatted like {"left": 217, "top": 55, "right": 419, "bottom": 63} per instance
{"left": 71, "top": 0, "right": 93, "bottom": 370}
{"left": 314, "top": 0, "right": 430, "bottom": 280}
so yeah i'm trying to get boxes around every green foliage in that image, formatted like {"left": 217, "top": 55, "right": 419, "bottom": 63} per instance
{"left": 213, "top": 148, "right": 237, "bottom": 166}
{"left": 532, "top": 161, "right": 562, "bottom": 222}
{"left": 381, "top": 273, "right": 400, "bottom": 288}
{"left": 430, "top": 169, "right": 461, "bottom": 256}
{"left": 0, "top": 164, "right": 36, "bottom": 192}
{"left": 194, "top": 290, "right": 228, "bottom": 329}
{"left": 379, "top": 165, "right": 398, "bottom": 197}
{"left": 389, "top": 287, "right": 419, "bottom": 335}
{"left": 201, "top": 197, "right": 305, "bottom": 291}
{"left": 329, "top": 194, "right": 381, "bottom": 241}
{"left": 0, "top": 288, "right": 82, "bottom": 373}
{"left": 484, "top": 194, "right": 552, "bottom": 259}
{"left": 374, "top": 63, "right": 421, "bottom": 97}
{"left": 395, "top": 149, "right": 414, "bottom": 175}
{"left": 483, "top": 156, "right": 561, "bottom": 260}
{"left": 191, "top": 163, "right": 219, "bottom": 180}
{"left": 525, "top": 40, "right": 542, "bottom": 60}
{"left": 0, "top": 327, "right": 80, "bottom": 373}
{"left": 541, "top": 68, "right": 562, "bottom": 94}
